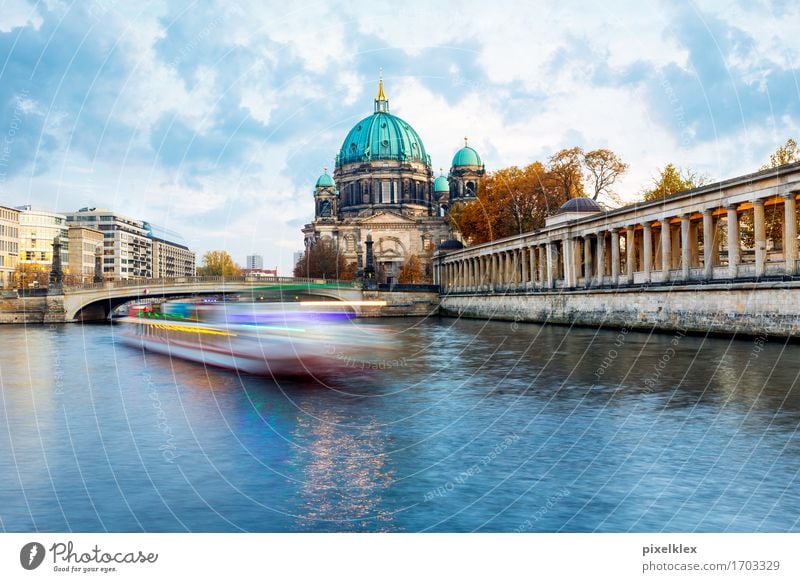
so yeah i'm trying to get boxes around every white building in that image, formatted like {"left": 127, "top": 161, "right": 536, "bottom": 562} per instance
{"left": 0, "top": 205, "right": 20, "bottom": 288}
{"left": 16, "top": 205, "right": 69, "bottom": 269}
{"left": 65, "top": 208, "right": 152, "bottom": 280}
{"left": 145, "top": 222, "right": 196, "bottom": 278}
{"left": 246, "top": 254, "right": 263, "bottom": 270}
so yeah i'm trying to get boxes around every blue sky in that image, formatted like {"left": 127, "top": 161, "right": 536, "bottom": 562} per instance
{"left": 0, "top": 0, "right": 798, "bottom": 273}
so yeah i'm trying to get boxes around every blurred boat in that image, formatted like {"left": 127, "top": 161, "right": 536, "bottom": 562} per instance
{"left": 118, "top": 300, "right": 395, "bottom": 376}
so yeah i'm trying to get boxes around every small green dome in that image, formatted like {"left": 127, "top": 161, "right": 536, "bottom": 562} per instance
{"left": 452, "top": 140, "right": 482, "bottom": 167}
{"left": 315, "top": 172, "right": 335, "bottom": 188}
{"left": 434, "top": 175, "right": 449, "bottom": 193}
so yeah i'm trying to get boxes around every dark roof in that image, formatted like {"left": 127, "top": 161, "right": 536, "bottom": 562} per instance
{"left": 556, "top": 197, "right": 603, "bottom": 214}
{"left": 438, "top": 239, "right": 465, "bottom": 251}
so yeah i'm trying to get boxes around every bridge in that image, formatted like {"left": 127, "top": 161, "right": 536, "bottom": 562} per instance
{"left": 434, "top": 162, "right": 800, "bottom": 337}
{"left": 61, "top": 276, "right": 364, "bottom": 321}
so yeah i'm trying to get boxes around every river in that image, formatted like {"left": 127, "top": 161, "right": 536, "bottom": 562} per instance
{"left": 1, "top": 317, "right": 798, "bottom": 532}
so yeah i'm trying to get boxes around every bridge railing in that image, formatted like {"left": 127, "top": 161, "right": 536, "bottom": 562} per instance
{"left": 62, "top": 276, "right": 356, "bottom": 292}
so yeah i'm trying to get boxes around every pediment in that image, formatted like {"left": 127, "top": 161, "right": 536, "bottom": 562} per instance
{"left": 357, "top": 211, "right": 416, "bottom": 225}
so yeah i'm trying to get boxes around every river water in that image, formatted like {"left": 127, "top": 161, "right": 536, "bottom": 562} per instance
{"left": 1, "top": 317, "right": 799, "bottom": 532}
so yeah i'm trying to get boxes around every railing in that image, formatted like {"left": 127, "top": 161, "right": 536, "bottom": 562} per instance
{"left": 62, "top": 276, "right": 355, "bottom": 293}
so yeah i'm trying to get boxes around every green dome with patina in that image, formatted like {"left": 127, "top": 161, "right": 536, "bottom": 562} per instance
{"left": 315, "top": 171, "right": 335, "bottom": 188}
{"left": 434, "top": 174, "right": 449, "bottom": 193}
{"left": 336, "top": 78, "right": 431, "bottom": 168}
{"left": 452, "top": 138, "right": 482, "bottom": 167}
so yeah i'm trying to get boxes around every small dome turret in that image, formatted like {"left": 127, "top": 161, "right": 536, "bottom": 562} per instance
{"left": 434, "top": 173, "right": 449, "bottom": 193}
{"left": 451, "top": 137, "right": 482, "bottom": 168}
{"left": 315, "top": 171, "right": 335, "bottom": 188}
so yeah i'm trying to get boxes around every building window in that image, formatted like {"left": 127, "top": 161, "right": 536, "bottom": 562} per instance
{"left": 381, "top": 181, "right": 390, "bottom": 204}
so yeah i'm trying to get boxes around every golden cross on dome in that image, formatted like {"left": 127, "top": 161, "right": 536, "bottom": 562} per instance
{"left": 464, "top": 136, "right": 469, "bottom": 147}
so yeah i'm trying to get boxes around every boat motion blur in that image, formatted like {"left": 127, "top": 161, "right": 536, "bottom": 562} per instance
{"left": 118, "top": 300, "right": 396, "bottom": 376}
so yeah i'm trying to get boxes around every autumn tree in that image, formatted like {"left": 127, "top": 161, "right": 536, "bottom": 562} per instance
{"left": 13, "top": 263, "right": 50, "bottom": 288}
{"left": 760, "top": 138, "right": 799, "bottom": 170}
{"left": 197, "top": 250, "right": 241, "bottom": 277}
{"left": 641, "top": 163, "right": 709, "bottom": 201}
{"left": 583, "top": 148, "right": 629, "bottom": 203}
{"left": 447, "top": 162, "right": 566, "bottom": 244}
{"left": 548, "top": 147, "right": 585, "bottom": 200}
{"left": 293, "top": 239, "right": 354, "bottom": 280}
{"left": 398, "top": 253, "right": 424, "bottom": 284}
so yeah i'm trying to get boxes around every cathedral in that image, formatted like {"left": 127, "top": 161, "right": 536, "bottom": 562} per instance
{"left": 302, "top": 77, "right": 484, "bottom": 284}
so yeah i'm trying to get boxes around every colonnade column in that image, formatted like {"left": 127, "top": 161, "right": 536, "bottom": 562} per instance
{"left": 625, "top": 225, "right": 635, "bottom": 282}
{"left": 529, "top": 246, "right": 537, "bottom": 287}
{"left": 584, "top": 235, "right": 593, "bottom": 287}
{"left": 661, "top": 219, "right": 671, "bottom": 281}
{"left": 727, "top": 204, "right": 740, "bottom": 279}
{"left": 546, "top": 242, "right": 555, "bottom": 288}
{"left": 611, "top": 230, "right": 620, "bottom": 284}
{"left": 753, "top": 199, "right": 766, "bottom": 278}
{"left": 702, "top": 209, "right": 714, "bottom": 280}
{"left": 784, "top": 193, "right": 798, "bottom": 275}
{"left": 596, "top": 231, "right": 605, "bottom": 285}
{"left": 643, "top": 222, "right": 652, "bottom": 283}
{"left": 538, "top": 246, "right": 546, "bottom": 287}
{"left": 681, "top": 213, "right": 690, "bottom": 281}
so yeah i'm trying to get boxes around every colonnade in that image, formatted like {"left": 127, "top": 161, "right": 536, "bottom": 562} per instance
{"left": 436, "top": 191, "right": 799, "bottom": 292}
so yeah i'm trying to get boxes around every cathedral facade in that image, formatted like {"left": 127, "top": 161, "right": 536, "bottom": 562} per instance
{"left": 302, "top": 78, "right": 485, "bottom": 284}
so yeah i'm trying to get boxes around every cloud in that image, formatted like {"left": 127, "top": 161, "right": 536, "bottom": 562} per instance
{"left": 1, "top": 0, "right": 799, "bottom": 274}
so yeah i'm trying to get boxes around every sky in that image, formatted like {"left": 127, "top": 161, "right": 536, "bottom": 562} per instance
{"left": 0, "top": 0, "right": 798, "bottom": 274}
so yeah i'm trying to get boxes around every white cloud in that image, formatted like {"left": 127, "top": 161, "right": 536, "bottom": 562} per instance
{"left": 0, "top": 0, "right": 42, "bottom": 32}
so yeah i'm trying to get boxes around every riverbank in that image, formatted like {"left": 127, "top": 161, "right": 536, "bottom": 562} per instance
{"left": 439, "top": 280, "right": 800, "bottom": 338}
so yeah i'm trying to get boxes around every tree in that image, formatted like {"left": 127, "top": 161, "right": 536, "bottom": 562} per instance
{"left": 760, "top": 138, "right": 799, "bottom": 170}
{"left": 293, "top": 239, "right": 354, "bottom": 280}
{"left": 447, "top": 161, "right": 566, "bottom": 244}
{"left": 13, "top": 263, "right": 50, "bottom": 288}
{"left": 641, "top": 163, "right": 709, "bottom": 201}
{"left": 197, "top": 250, "right": 241, "bottom": 277}
{"left": 548, "top": 147, "right": 585, "bottom": 200}
{"left": 583, "top": 148, "right": 629, "bottom": 203}
{"left": 398, "top": 254, "right": 424, "bottom": 284}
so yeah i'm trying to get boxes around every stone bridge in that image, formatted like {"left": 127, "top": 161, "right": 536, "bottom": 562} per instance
{"left": 61, "top": 276, "right": 364, "bottom": 321}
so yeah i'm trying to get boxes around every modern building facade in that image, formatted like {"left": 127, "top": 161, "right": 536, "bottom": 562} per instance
{"left": 246, "top": 254, "right": 263, "bottom": 270}
{"left": 68, "top": 226, "right": 104, "bottom": 283}
{"left": 144, "top": 222, "right": 196, "bottom": 279}
{"left": 65, "top": 208, "right": 152, "bottom": 280}
{"left": 0, "top": 205, "right": 20, "bottom": 288}
{"left": 302, "top": 77, "right": 485, "bottom": 284}
{"left": 16, "top": 206, "right": 69, "bottom": 269}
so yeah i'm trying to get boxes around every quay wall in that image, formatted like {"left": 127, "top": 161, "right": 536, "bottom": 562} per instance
{"left": 360, "top": 291, "right": 439, "bottom": 317}
{"left": 0, "top": 295, "right": 65, "bottom": 324}
{"left": 439, "top": 282, "right": 800, "bottom": 338}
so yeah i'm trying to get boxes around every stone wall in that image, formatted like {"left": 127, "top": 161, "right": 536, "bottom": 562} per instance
{"left": 360, "top": 290, "right": 440, "bottom": 318}
{"left": 0, "top": 295, "right": 65, "bottom": 324}
{"left": 439, "top": 282, "right": 800, "bottom": 338}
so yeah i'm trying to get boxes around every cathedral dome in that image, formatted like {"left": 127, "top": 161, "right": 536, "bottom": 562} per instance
{"left": 452, "top": 139, "right": 482, "bottom": 167}
{"left": 434, "top": 174, "right": 449, "bottom": 193}
{"left": 315, "top": 171, "right": 335, "bottom": 188}
{"left": 336, "top": 78, "right": 430, "bottom": 168}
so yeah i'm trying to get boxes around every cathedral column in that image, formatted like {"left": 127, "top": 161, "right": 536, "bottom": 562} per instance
{"left": 753, "top": 198, "right": 766, "bottom": 278}
{"left": 784, "top": 193, "right": 798, "bottom": 275}
{"left": 643, "top": 222, "right": 653, "bottom": 283}
{"left": 727, "top": 204, "right": 740, "bottom": 279}
{"left": 681, "top": 213, "right": 691, "bottom": 281}
{"left": 703, "top": 208, "right": 714, "bottom": 280}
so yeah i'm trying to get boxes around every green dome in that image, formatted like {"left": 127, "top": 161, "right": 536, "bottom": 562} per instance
{"left": 434, "top": 175, "right": 449, "bottom": 193}
{"left": 452, "top": 144, "right": 482, "bottom": 167}
{"left": 337, "top": 112, "right": 430, "bottom": 167}
{"left": 315, "top": 172, "right": 335, "bottom": 188}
